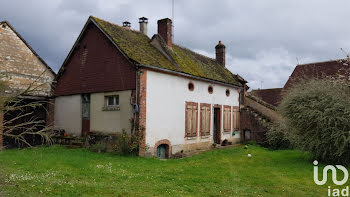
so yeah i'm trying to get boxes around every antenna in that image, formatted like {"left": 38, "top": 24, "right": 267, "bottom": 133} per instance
{"left": 296, "top": 57, "right": 300, "bottom": 65}
{"left": 172, "top": 0, "right": 175, "bottom": 42}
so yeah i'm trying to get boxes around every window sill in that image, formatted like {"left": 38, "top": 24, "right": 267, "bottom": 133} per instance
{"left": 200, "top": 135, "right": 210, "bottom": 139}
{"left": 224, "top": 131, "right": 232, "bottom": 133}
{"left": 186, "top": 136, "right": 197, "bottom": 140}
{"left": 102, "top": 106, "right": 120, "bottom": 111}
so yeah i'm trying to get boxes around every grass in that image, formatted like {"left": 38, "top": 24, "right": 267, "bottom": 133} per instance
{"left": 0, "top": 145, "right": 335, "bottom": 196}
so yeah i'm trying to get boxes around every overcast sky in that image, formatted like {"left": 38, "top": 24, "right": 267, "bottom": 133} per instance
{"left": 1, "top": 0, "right": 350, "bottom": 89}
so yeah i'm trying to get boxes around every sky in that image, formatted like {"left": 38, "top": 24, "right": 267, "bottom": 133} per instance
{"left": 1, "top": 0, "right": 350, "bottom": 89}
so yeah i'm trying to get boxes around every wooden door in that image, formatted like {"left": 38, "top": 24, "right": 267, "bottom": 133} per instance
{"left": 213, "top": 107, "right": 221, "bottom": 144}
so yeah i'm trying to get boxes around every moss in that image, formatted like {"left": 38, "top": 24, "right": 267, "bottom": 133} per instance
{"left": 92, "top": 16, "right": 242, "bottom": 86}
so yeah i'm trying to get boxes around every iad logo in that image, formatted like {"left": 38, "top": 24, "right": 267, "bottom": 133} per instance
{"left": 313, "top": 160, "right": 349, "bottom": 197}
{"left": 313, "top": 160, "right": 348, "bottom": 185}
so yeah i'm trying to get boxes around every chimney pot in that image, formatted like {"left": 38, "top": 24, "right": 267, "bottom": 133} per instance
{"left": 157, "top": 18, "right": 172, "bottom": 48}
{"left": 122, "top": 21, "right": 131, "bottom": 28}
{"left": 215, "top": 41, "right": 226, "bottom": 67}
{"left": 139, "top": 17, "right": 148, "bottom": 35}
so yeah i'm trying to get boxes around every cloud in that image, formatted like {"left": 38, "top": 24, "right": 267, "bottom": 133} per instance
{"left": 1, "top": 0, "right": 350, "bottom": 89}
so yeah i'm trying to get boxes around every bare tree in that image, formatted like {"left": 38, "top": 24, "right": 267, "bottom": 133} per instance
{"left": 0, "top": 72, "right": 54, "bottom": 149}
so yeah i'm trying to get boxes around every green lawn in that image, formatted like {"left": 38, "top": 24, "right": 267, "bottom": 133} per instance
{"left": 0, "top": 145, "right": 332, "bottom": 196}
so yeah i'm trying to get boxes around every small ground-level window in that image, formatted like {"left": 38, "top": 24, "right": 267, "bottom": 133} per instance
{"left": 188, "top": 82, "right": 194, "bottom": 91}
{"left": 208, "top": 86, "right": 213, "bottom": 94}
{"left": 226, "top": 89, "right": 230, "bottom": 97}
{"left": 156, "top": 144, "right": 169, "bottom": 159}
{"left": 106, "top": 95, "right": 119, "bottom": 106}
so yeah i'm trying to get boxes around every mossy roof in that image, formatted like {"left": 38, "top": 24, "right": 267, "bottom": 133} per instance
{"left": 91, "top": 16, "right": 242, "bottom": 86}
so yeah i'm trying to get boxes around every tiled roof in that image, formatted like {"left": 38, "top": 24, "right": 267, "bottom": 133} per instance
{"left": 250, "top": 88, "right": 283, "bottom": 107}
{"left": 284, "top": 59, "right": 350, "bottom": 89}
{"left": 91, "top": 16, "right": 243, "bottom": 86}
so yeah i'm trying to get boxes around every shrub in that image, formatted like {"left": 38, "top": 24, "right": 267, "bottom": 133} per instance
{"left": 266, "top": 122, "right": 292, "bottom": 150}
{"left": 113, "top": 131, "right": 140, "bottom": 155}
{"left": 87, "top": 131, "right": 141, "bottom": 155}
{"left": 279, "top": 79, "right": 350, "bottom": 164}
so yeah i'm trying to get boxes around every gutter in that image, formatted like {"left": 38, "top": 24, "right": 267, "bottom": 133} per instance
{"left": 137, "top": 64, "right": 244, "bottom": 90}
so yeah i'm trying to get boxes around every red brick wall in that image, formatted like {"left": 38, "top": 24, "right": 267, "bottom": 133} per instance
{"left": 138, "top": 69, "right": 147, "bottom": 156}
{"left": 240, "top": 109, "right": 268, "bottom": 143}
{"left": 55, "top": 22, "right": 136, "bottom": 96}
{"left": 157, "top": 18, "right": 172, "bottom": 48}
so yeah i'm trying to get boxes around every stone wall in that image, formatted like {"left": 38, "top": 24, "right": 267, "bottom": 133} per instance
{"left": 0, "top": 22, "right": 55, "bottom": 96}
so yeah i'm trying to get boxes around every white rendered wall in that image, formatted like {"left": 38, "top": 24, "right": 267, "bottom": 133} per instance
{"left": 145, "top": 70, "right": 241, "bottom": 152}
{"left": 54, "top": 95, "right": 82, "bottom": 136}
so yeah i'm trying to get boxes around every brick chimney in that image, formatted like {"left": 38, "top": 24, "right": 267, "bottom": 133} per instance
{"left": 139, "top": 17, "right": 148, "bottom": 35}
{"left": 157, "top": 18, "right": 172, "bottom": 48}
{"left": 215, "top": 41, "right": 226, "bottom": 67}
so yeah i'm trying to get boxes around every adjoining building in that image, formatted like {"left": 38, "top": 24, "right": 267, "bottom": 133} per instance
{"left": 0, "top": 21, "right": 56, "bottom": 148}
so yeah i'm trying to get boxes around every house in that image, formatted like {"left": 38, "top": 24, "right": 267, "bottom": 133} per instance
{"left": 0, "top": 21, "right": 56, "bottom": 148}
{"left": 54, "top": 16, "right": 247, "bottom": 158}
{"left": 240, "top": 58, "right": 350, "bottom": 144}
{"left": 251, "top": 59, "right": 350, "bottom": 106}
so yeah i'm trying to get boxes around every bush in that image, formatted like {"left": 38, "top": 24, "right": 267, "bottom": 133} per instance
{"left": 87, "top": 131, "right": 141, "bottom": 155}
{"left": 266, "top": 122, "right": 292, "bottom": 150}
{"left": 279, "top": 79, "right": 350, "bottom": 164}
{"left": 113, "top": 131, "right": 140, "bottom": 155}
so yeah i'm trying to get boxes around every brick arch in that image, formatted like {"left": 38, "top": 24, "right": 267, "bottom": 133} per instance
{"left": 154, "top": 139, "right": 172, "bottom": 158}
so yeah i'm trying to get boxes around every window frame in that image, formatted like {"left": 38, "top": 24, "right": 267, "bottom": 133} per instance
{"left": 233, "top": 106, "right": 240, "bottom": 131}
{"left": 208, "top": 86, "right": 213, "bottom": 94}
{"left": 226, "top": 89, "right": 230, "bottom": 97}
{"left": 223, "top": 105, "right": 232, "bottom": 132}
{"left": 185, "top": 102, "right": 198, "bottom": 138}
{"left": 200, "top": 103, "right": 211, "bottom": 137}
{"left": 103, "top": 95, "right": 120, "bottom": 111}
{"left": 188, "top": 82, "right": 194, "bottom": 91}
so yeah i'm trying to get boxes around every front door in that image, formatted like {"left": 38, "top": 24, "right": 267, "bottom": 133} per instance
{"left": 81, "top": 94, "right": 90, "bottom": 136}
{"left": 213, "top": 107, "right": 221, "bottom": 144}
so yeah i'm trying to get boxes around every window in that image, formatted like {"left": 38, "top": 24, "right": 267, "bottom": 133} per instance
{"left": 185, "top": 102, "right": 198, "bottom": 137}
{"left": 226, "top": 89, "right": 230, "bottom": 97}
{"left": 223, "top": 106, "right": 231, "bottom": 132}
{"left": 200, "top": 104, "right": 211, "bottom": 136}
{"left": 233, "top": 106, "right": 240, "bottom": 130}
{"left": 188, "top": 82, "right": 194, "bottom": 91}
{"left": 208, "top": 86, "right": 213, "bottom": 94}
{"left": 103, "top": 95, "right": 120, "bottom": 111}
{"left": 106, "top": 95, "right": 119, "bottom": 106}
